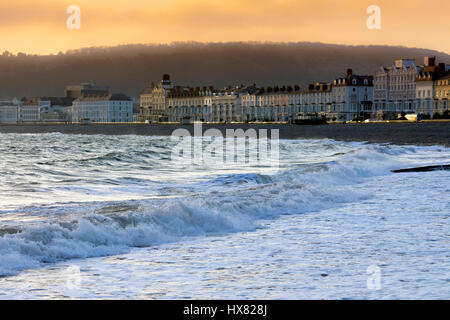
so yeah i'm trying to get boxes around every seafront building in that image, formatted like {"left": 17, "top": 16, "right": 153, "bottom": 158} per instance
{"left": 252, "top": 85, "right": 294, "bottom": 122}
{"left": 18, "top": 83, "right": 108, "bottom": 123}
{"left": 167, "top": 86, "right": 247, "bottom": 123}
{"left": 163, "top": 70, "right": 372, "bottom": 123}
{"left": 139, "top": 74, "right": 173, "bottom": 123}
{"left": 331, "top": 70, "right": 374, "bottom": 121}
{"left": 434, "top": 74, "right": 450, "bottom": 114}
{"left": 373, "top": 56, "right": 450, "bottom": 119}
{"left": 210, "top": 89, "right": 243, "bottom": 122}
{"left": 20, "top": 100, "right": 41, "bottom": 122}
{"left": 167, "top": 87, "right": 213, "bottom": 123}
{"left": 373, "top": 58, "right": 420, "bottom": 119}
{"left": 0, "top": 99, "right": 21, "bottom": 124}
{"left": 21, "top": 97, "right": 74, "bottom": 122}
{"left": 71, "top": 93, "right": 133, "bottom": 123}
{"left": 3, "top": 56, "right": 448, "bottom": 125}
{"left": 414, "top": 58, "right": 449, "bottom": 117}
{"left": 64, "top": 82, "right": 109, "bottom": 99}
{"left": 296, "top": 82, "right": 333, "bottom": 121}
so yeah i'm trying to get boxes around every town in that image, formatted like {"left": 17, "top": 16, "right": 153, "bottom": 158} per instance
{"left": 0, "top": 56, "right": 449, "bottom": 125}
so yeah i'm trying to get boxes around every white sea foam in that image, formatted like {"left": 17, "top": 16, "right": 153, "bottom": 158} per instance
{"left": 2, "top": 136, "right": 442, "bottom": 276}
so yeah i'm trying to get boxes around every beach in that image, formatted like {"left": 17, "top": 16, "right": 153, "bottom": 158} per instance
{"left": 0, "top": 122, "right": 449, "bottom": 147}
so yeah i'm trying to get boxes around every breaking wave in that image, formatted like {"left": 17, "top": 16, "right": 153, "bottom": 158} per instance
{"left": 0, "top": 135, "right": 448, "bottom": 276}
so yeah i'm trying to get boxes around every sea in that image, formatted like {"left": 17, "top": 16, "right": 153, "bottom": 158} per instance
{"left": 0, "top": 133, "right": 448, "bottom": 299}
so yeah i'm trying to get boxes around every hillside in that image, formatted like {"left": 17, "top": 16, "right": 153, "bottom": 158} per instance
{"left": 1, "top": 42, "right": 449, "bottom": 99}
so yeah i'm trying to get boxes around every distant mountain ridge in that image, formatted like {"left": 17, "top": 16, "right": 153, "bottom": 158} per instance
{"left": 1, "top": 42, "right": 449, "bottom": 99}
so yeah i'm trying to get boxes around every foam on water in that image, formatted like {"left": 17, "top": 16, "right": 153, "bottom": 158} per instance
{"left": 0, "top": 134, "right": 448, "bottom": 277}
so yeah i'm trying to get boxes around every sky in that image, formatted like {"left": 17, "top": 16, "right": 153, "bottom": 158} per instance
{"left": 1, "top": 0, "right": 449, "bottom": 55}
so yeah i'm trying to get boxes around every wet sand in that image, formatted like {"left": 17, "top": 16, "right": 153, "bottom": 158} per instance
{"left": 0, "top": 122, "right": 449, "bottom": 147}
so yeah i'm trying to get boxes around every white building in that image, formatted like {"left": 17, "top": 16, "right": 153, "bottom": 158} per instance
{"left": 211, "top": 90, "right": 242, "bottom": 123}
{"left": 164, "top": 71, "right": 372, "bottom": 123}
{"left": 71, "top": 94, "right": 133, "bottom": 123}
{"left": 255, "top": 86, "right": 291, "bottom": 122}
{"left": 415, "top": 73, "right": 435, "bottom": 116}
{"left": 168, "top": 86, "right": 244, "bottom": 123}
{"left": 20, "top": 102, "right": 41, "bottom": 122}
{"left": 299, "top": 83, "right": 334, "bottom": 120}
{"left": 20, "top": 97, "right": 73, "bottom": 122}
{"left": 374, "top": 58, "right": 426, "bottom": 119}
{"left": 168, "top": 87, "right": 213, "bottom": 123}
{"left": 0, "top": 100, "right": 20, "bottom": 124}
{"left": 241, "top": 70, "right": 371, "bottom": 123}
{"left": 415, "top": 61, "right": 449, "bottom": 117}
{"left": 331, "top": 70, "right": 373, "bottom": 121}
{"left": 241, "top": 85, "right": 300, "bottom": 122}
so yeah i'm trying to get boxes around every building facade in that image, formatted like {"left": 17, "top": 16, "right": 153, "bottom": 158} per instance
{"left": 139, "top": 74, "right": 173, "bottom": 122}
{"left": 211, "top": 90, "right": 242, "bottom": 123}
{"left": 415, "top": 71, "right": 437, "bottom": 116}
{"left": 21, "top": 97, "right": 74, "bottom": 122}
{"left": 415, "top": 61, "right": 449, "bottom": 117}
{"left": 20, "top": 100, "right": 43, "bottom": 122}
{"left": 71, "top": 94, "right": 133, "bottom": 123}
{"left": 241, "top": 70, "right": 372, "bottom": 123}
{"left": 0, "top": 100, "right": 20, "bottom": 124}
{"left": 372, "top": 56, "right": 450, "bottom": 119}
{"left": 168, "top": 86, "right": 244, "bottom": 123}
{"left": 299, "top": 83, "right": 333, "bottom": 120}
{"left": 254, "top": 86, "right": 291, "bottom": 122}
{"left": 166, "top": 70, "right": 372, "bottom": 123}
{"left": 434, "top": 74, "right": 450, "bottom": 114}
{"left": 167, "top": 87, "right": 213, "bottom": 123}
{"left": 374, "top": 59, "right": 422, "bottom": 119}
{"left": 241, "top": 85, "right": 301, "bottom": 123}
{"left": 331, "top": 70, "right": 373, "bottom": 121}
{"left": 64, "top": 82, "right": 109, "bottom": 99}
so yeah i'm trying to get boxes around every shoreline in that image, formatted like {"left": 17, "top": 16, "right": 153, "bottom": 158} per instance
{"left": 0, "top": 122, "right": 449, "bottom": 147}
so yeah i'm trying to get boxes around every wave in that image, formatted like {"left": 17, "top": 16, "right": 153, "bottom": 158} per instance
{"left": 0, "top": 143, "right": 431, "bottom": 276}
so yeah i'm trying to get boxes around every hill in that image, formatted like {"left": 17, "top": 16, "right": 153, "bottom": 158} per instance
{"left": 1, "top": 42, "right": 449, "bottom": 99}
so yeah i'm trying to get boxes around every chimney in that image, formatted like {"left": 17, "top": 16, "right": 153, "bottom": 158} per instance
{"left": 438, "top": 63, "right": 446, "bottom": 76}
{"left": 424, "top": 56, "right": 436, "bottom": 67}
{"left": 346, "top": 69, "right": 353, "bottom": 78}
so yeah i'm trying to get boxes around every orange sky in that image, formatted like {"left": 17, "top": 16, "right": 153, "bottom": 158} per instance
{"left": 1, "top": 0, "right": 449, "bottom": 55}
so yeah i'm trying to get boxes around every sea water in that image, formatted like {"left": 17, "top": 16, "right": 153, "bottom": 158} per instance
{"left": 0, "top": 133, "right": 448, "bottom": 299}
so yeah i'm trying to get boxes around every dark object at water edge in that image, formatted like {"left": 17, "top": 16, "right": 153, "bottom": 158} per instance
{"left": 392, "top": 164, "right": 450, "bottom": 173}
{"left": 292, "top": 119, "right": 328, "bottom": 125}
